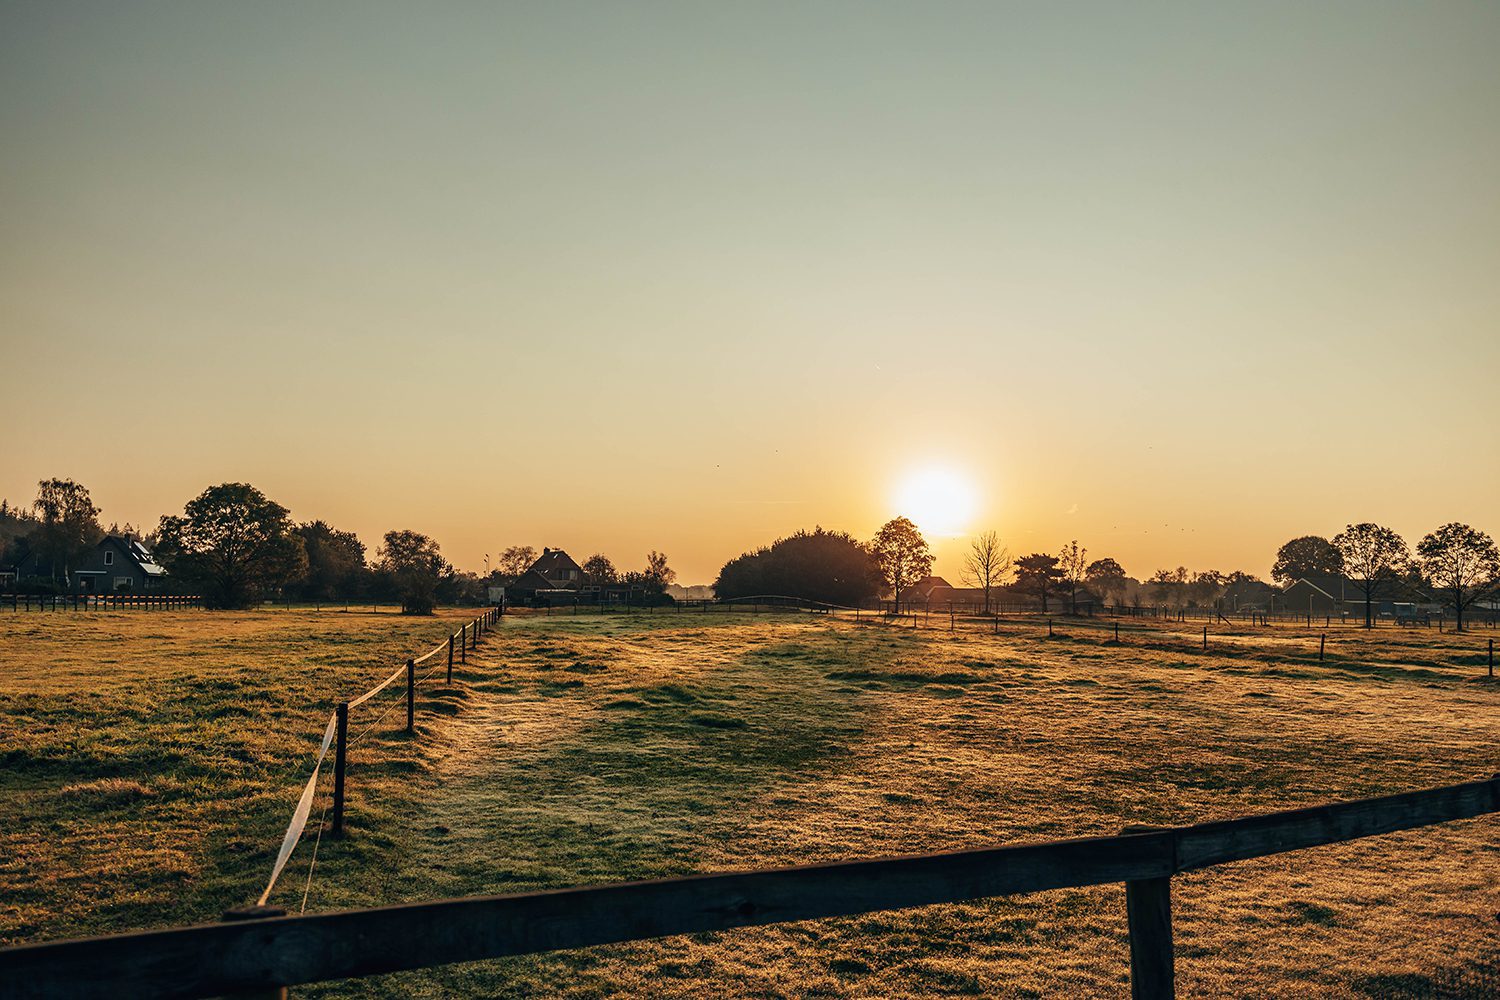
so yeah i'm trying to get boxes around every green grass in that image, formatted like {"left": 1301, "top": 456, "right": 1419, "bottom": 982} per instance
{"left": 2, "top": 608, "right": 1497, "bottom": 997}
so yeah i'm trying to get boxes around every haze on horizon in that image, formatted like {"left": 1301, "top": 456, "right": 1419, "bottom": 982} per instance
{"left": 3, "top": 1, "right": 1497, "bottom": 586}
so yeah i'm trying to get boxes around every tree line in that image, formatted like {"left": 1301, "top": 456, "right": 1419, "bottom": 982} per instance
{"left": 712, "top": 517, "right": 1500, "bottom": 632}
{"left": 1, "top": 479, "right": 480, "bottom": 613}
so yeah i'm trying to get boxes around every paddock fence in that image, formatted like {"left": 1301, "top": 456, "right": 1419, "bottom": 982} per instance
{"left": 2, "top": 592, "right": 202, "bottom": 611}
{"left": 251, "top": 606, "right": 503, "bottom": 913}
{"left": 1, "top": 776, "right": 1494, "bottom": 999}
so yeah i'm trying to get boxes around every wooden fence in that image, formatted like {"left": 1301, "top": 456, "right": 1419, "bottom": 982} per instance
{"left": 1, "top": 776, "right": 1494, "bottom": 999}
{"left": 3, "top": 592, "right": 201, "bottom": 611}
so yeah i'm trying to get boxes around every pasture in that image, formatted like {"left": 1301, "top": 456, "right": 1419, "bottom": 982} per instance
{"left": 1, "top": 608, "right": 1496, "bottom": 997}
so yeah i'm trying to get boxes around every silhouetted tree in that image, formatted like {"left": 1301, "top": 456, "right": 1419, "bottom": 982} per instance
{"left": 1057, "top": 540, "right": 1088, "bottom": 613}
{"left": 295, "top": 521, "right": 367, "bottom": 601}
{"left": 32, "top": 478, "right": 103, "bottom": 585}
{"left": 1271, "top": 535, "right": 1343, "bottom": 586}
{"left": 872, "top": 517, "right": 932, "bottom": 614}
{"left": 1332, "top": 523, "right": 1410, "bottom": 628}
{"left": 497, "top": 545, "right": 537, "bottom": 580}
{"left": 715, "top": 528, "right": 882, "bottom": 607}
{"left": 1148, "top": 566, "right": 1188, "bottom": 606}
{"left": 0, "top": 499, "right": 39, "bottom": 576}
{"left": 962, "top": 531, "right": 1010, "bottom": 614}
{"left": 1416, "top": 523, "right": 1499, "bottom": 632}
{"left": 1085, "top": 557, "right": 1128, "bottom": 605}
{"left": 645, "top": 550, "right": 676, "bottom": 589}
{"left": 154, "top": 483, "right": 307, "bottom": 609}
{"left": 1014, "top": 553, "right": 1062, "bottom": 612}
{"left": 375, "top": 529, "right": 449, "bottom": 615}
{"left": 582, "top": 553, "right": 617, "bottom": 586}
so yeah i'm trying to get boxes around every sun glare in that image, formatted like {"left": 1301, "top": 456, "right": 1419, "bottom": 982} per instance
{"left": 894, "top": 466, "right": 978, "bottom": 538}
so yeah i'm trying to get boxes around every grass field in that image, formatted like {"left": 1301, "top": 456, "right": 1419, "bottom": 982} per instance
{"left": 2, "top": 607, "right": 1497, "bottom": 997}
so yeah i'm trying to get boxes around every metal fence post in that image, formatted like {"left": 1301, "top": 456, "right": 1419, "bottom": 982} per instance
{"left": 332, "top": 702, "right": 349, "bottom": 837}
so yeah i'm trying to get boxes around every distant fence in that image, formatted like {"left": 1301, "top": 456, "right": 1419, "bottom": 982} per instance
{"left": 2, "top": 776, "right": 1494, "bottom": 999}
{"left": 3, "top": 592, "right": 201, "bottom": 612}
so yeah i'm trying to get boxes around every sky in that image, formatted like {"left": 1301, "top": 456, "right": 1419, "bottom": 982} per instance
{"left": 3, "top": 1, "right": 1498, "bottom": 585}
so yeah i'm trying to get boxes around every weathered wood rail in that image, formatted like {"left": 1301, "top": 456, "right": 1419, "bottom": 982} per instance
{"left": 2, "top": 777, "right": 1495, "bottom": 999}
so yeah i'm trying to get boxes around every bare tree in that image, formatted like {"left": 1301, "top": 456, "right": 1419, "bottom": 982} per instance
{"left": 962, "top": 531, "right": 1010, "bottom": 615}
{"left": 1057, "top": 540, "right": 1088, "bottom": 613}
{"left": 1332, "top": 523, "right": 1410, "bottom": 628}
{"left": 1416, "top": 523, "right": 1499, "bottom": 632}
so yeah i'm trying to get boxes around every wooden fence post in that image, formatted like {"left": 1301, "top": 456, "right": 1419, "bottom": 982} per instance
{"left": 1320, "top": 634, "right": 1326, "bottom": 662}
{"left": 461, "top": 624, "right": 467, "bottom": 664}
{"left": 1048, "top": 619, "right": 1053, "bottom": 638}
{"left": 1489, "top": 639, "right": 1494, "bottom": 678}
{"left": 447, "top": 634, "right": 455, "bottom": 684}
{"left": 1202, "top": 626, "right": 1207, "bottom": 651}
{"left": 1126, "top": 875, "right": 1175, "bottom": 999}
{"left": 219, "top": 906, "right": 289, "bottom": 999}
{"left": 405, "top": 658, "right": 415, "bottom": 734}
{"left": 332, "top": 703, "right": 349, "bottom": 837}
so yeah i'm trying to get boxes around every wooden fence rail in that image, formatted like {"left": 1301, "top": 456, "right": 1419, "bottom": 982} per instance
{"left": 4, "top": 593, "right": 202, "bottom": 611}
{"left": 2, "top": 776, "right": 1494, "bottom": 1000}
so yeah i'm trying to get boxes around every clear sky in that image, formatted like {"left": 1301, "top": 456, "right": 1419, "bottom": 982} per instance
{"left": 3, "top": 1, "right": 1497, "bottom": 585}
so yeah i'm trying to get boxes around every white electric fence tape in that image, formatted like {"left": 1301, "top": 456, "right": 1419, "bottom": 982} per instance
{"left": 256, "top": 712, "right": 338, "bottom": 906}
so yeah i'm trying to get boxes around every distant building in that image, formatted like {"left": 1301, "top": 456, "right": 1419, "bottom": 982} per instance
{"left": 1281, "top": 575, "right": 1428, "bottom": 618}
{"left": 9, "top": 535, "right": 168, "bottom": 593}
{"left": 898, "top": 576, "right": 953, "bottom": 605}
{"left": 73, "top": 536, "right": 167, "bottom": 594}
{"left": 505, "top": 547, "right": 650, "bottom": 605}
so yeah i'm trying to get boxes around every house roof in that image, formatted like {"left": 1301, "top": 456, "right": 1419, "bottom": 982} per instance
{"left": 527, "top": 547, "right": 583, "bottom": 580}
{"left": 509, "top": 569, "right": 558, "bottom": 592}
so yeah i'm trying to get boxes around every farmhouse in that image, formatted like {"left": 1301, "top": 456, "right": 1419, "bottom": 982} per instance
{"left": 505, "top": 547, "right": 645, "bottom": 605}
{"left": 4, "top": 534, "right": 167, "bottom": 593}
{"left": 73, "top": 536, "right": 167, "bottom": 594}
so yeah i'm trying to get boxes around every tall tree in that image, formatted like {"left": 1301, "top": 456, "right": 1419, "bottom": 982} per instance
{"left": 644, "top": 550, "right": 676, "bottom": 590}
{"left": 871, "top": 517, "right": 933, "bottom": 614}
{"left": 582, "top": 553, "right": 617, "bottom": 586}
{"left": 154, "top": 483, "right": 307, "bottom": 609}
{"left": 375, "top": 530, "right": 450, "bottom": 615}
{"left": 32, "top": 478, "right": 103, "bottom": 585}
{"left": 497, "top": 545, "right": 537, "bottom": 580}
{"left": 1014, "top": 553, "right": 1062, "bottom": 612}
{"left": 714, "top": 528, "right": 881, "bottom": 607}
{"left": 1085, "top": 557, "right": 1128, "bottom": 605}
{"left": 962, "top": 531, "right": 1010, "bottom": 615}
{"left": 1056, "top": 540, "right": 1088, "bottom": 613}
{"left": 1416, "top": 523, "right": 1499, "bottom": 632}
{"left": 1271, "top": 535, "right": 1343, "bottom": 585}
{"left": 1332, "top": 523, "right": 1410, "bottom": 628}
{"left": 295, "top": 521, "right": 367, "bottom": 601}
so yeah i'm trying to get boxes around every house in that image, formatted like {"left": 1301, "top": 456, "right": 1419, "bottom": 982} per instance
{"left": 528, "top": 548, "right": 585, "bottom": 587}
{"left": 72, "top": 535, "right": 167, "bottom": 594}
{"left": 898, "top": 576, "right": 953, "bottom": 605}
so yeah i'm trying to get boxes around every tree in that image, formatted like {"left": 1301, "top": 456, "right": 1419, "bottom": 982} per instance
{"left": 644, "top": 550, "right": 676, "bottom": 590}
{"left": 32, "top": 478, "right": 103, "bottom": 585}
{"left": 1332, "top": 523, "right": 1410, "bottom": 628}
{"left": 154, "top": 483, "right": 307, "bottom": 609}
{"left": 1148, "top": 566, "right": 1188, "bottom": 606}
{"left": 714, "top": 528, "right": 882, "bottom": 607}
{"left": 294, "top": 521, "right": 367, "bottom": 602}
{"left": 582, "top": 553, "right": 617, "bottom": 587}
{"left": 375, "top": 530, "right": 450, "bottom": 615}
{"left": 1188, "top": 570, "right": 1223, "bottom": 608}
{"left": 1271, "top": 535, "right": 1343, "bottom": 586}
{"left": 1014, "top": 553, "right": 1062, "bottom": 612}
{"left": 1416, "top": 523, "right": 1499, "bottom": 632}
{"left": 497, "top": 545, "right": 537, "bottom": 580}
{"left": 962, "top": 531, "right": 1010, "bottom": 615}
{"left": 871, "top": 517, "right": 933, "bottom": 614}
{"left": 1056, "top": 540, "right": 1088, "bottom": 613}
{"left": 0, "top": 499, "right": 39, "bottom": 572}
{"left": 1085, "top": 557, "right": 1128, "bottom": 605}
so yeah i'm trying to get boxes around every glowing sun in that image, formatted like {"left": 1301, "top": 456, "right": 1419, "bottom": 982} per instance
{"left": 894, "top": 466, "right": 978, "bottom": 537}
